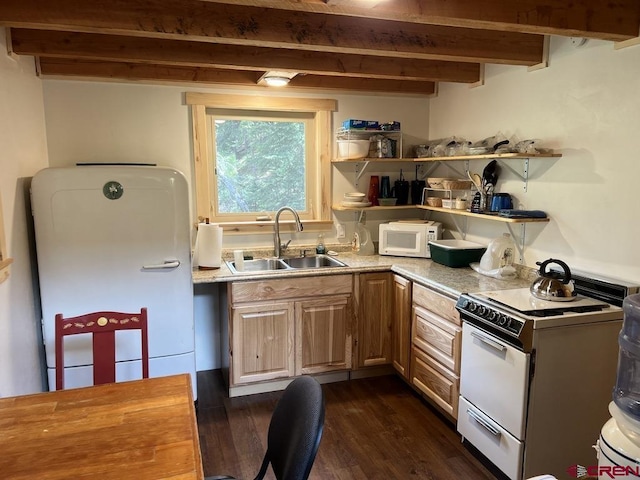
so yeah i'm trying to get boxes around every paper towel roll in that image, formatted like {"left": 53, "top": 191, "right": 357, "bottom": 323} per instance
{"left": 196, "top": 223, "right": 223, "bottom": 269}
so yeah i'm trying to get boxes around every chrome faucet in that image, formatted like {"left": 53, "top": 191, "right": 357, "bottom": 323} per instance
{"left": 274, "top": 206, "right": 303, "bottom": 258}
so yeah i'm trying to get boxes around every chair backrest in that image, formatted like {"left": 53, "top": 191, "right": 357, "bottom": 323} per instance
{"left": 55, "top": 308, "right": 149, "bottom": 390}
{"left": 257, "top": 376, "right": 325, "bottom": 480}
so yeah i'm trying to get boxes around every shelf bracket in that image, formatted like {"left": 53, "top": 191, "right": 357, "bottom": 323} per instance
{"left": 354, "top": 161, "right": 371, "bottom": 186}
{"left": 449, "top": 213, "right": 469, "bottom": 240}
{"left": 420, "top": 162, "right": 440, "bottom": 180}
{"left": 498, "top": 158, "right": 530, "bottom": 192}
{"left": 506, "top": 223, "right": 526, "bottom": 263}
{"left": 441, "top": 162, "right": 466, "bottom": 179}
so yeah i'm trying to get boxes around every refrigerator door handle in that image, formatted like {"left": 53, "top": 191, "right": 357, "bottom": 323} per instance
{"left": 142, "top": 260, "right": 181, "bottom": 270}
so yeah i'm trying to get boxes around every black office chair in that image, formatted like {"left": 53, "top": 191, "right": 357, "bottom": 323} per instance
{"left": 208, "top": 376, "right": 325, "bottom": 480}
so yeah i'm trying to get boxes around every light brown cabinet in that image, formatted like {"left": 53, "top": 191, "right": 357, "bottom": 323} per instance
{"left": 391, "top": 274, "right": 412, "bottom": 379}
{"left": 409, "top": 283, "right": 462, "bottom": 419}
{"left": 356, "top": 272, "right": 392, "bottom": 368}
{"left": 230, "top": 302, "right": 295, "bottom": 385}
{"left": 295, "top": 295, "right": 352, "bottom": 375}
{"left": 229, "top": 275, "right": 352, "bottom": 386}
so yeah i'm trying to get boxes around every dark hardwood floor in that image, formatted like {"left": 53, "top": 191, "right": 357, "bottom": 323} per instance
{"left": 196, "top": 370, "right": 504, "bottom": 480}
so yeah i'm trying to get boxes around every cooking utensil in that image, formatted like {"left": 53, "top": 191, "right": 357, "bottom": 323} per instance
{"left": 482, "top": 160, "right": 499, "bottom": 192}
{"left": 530, "top": 258, "right": 577, "bottom": 302}
{"left": 467, "top": 171, "right": 482, "bottom": 191}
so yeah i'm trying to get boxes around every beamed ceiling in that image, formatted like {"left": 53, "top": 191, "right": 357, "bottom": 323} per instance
{"left": 1, "top": 0, "right": 639, "bottom": 96}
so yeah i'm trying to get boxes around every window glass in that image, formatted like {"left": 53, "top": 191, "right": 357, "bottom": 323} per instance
{"left": 213, "top": 116, "right": 307, "bottom": 214}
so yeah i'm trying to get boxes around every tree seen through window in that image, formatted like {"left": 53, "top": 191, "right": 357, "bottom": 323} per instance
{"left": 215, "top": 119, "right": 306, "bottom": 214}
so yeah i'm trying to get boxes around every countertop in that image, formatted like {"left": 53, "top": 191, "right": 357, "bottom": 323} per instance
{"left": 192, "top": 253, "right": 533, "bottom": 298}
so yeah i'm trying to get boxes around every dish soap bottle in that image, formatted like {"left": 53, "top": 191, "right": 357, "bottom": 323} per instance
{"left": 316, "top": 233, "right": 326, "bottom": 254}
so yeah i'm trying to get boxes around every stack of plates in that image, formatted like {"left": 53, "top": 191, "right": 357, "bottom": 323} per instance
{"left": 341, "top": 192, "right": 371, "bottom": 207}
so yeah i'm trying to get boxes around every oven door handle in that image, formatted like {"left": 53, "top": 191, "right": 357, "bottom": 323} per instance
{"left": 467, "top": 408, "right": 502, "bottom": 438}
{"left": 470, "top": 330, "right": 507, "bottom": 352}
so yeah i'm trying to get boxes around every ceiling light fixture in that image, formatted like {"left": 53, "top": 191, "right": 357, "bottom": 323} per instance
{"left": 263, "top": 75, "right": 290, "bottom": 87}
{"left": 259, "top": 71, "right": 297, "bottom": 87}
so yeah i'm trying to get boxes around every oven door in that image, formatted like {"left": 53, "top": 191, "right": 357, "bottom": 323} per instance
{"left": 459, "top": 323, "right": 530, "bottom": 439}
{"left": 458, "top": 396, "right": 523, "bottom": 480}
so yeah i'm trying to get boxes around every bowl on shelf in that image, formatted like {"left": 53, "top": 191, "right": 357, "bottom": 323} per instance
{"left": 343, "top": 192, "right": 366, "bottom": 201}
{"left": 442, "top": 179, "right": 473, "bottom": 190}
{"left": 337, "top": 140, "right": 371, "bottom": 159}
{"left": 426, "top": 177, "right": 455, "bottom": 189}
{"left": 425, "top": 197, "right": 443, "bottom": 207}
{"left": 378, "top": 198, "right": 397, "bottom": 206}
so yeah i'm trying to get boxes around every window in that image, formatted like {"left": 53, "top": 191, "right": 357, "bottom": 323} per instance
{"left": 187, "top": 93, "right": 336, "bottom": 230}
{"left": 211, "top": 110, "right": 312, "bottom": 219}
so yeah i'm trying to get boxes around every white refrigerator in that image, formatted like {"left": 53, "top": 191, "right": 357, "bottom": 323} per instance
{"left": 31, "top": 165, "right": 197, "bottom": 397}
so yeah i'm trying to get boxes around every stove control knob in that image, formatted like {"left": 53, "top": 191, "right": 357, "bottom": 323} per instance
{"left": 477, "top": 306, "right": 487, "bottom": 316}
{"left": 487, "top": 310, "right": 497, "bottom": 322}
{"left": 460, "top": 299, "right": 470, "bottom": 309}
{"left": 497, "top": 314, "right": 509, "bottom": 326}
{"left": 468, "top": 302, "right": 477, "bottom": 312}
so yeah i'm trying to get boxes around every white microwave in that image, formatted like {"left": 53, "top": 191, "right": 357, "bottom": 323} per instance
{"left": 379, "top": 221, "right": 442, "bottom": 258}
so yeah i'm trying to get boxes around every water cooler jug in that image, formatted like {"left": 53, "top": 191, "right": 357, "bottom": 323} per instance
{"left": 597, "top": 294, "right": 640, "bottom": 477}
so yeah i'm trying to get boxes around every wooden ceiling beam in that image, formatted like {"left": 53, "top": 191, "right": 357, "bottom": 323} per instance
{"left": 211, "top": 0, "right": 640, "bottom": 41}
{"left": 0, "top": 0, "right": 544, "bottom": 66}
{"left": 10, "top": 28, "right": 481, "bottom": 83}
{"left": 37, "top": 57, "right": 436, "bottom": 95}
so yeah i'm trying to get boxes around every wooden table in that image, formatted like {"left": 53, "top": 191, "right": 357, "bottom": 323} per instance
{"left": 0, "top": 373, "right": 204, "bottom": 480}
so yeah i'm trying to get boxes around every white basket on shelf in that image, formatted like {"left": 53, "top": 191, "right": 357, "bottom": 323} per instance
{"left": 337, "top": 139, "right": 371, "bottom": 159}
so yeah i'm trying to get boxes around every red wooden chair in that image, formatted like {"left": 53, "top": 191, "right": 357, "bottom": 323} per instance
{"left": 55, "top": 308, "right": 149, "bottom": 390}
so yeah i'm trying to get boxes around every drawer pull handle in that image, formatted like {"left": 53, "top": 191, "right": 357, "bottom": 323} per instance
{"left": 470, "top": 331, "right": 506, "bottom": 352}
{"left": 467, "top": 408, "right": 502, "bottom": 437}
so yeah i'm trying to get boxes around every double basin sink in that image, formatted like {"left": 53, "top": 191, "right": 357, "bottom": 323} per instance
{"left": 227, "top": 254, "right": 347, "bottom": 274}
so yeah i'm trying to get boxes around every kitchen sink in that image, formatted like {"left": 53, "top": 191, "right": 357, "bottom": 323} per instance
{"left": 281, "top": 254, "right": 347, "bottom": 269}
{"left": 227, "top": 254, "right": 347, "bottom": 274}
{"left": 227, "top": 258, "right": 289, "bottom": 273}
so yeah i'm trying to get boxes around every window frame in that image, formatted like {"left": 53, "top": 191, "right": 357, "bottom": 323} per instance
{"left": 0, "top": 192, "right": 12, "bottom": 284}
{"left": 186, "top": 92, "right": 336, "bottom": 233}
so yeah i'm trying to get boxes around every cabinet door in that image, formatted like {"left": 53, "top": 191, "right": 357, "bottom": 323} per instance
{"left": 357, "top": 272, "right": 392, "bottom": 367}
{"left": 391, "top": 275, "right": 412, "bottom": 379}
{"left": 231, "top": 302, "right": 294, "bottom": 385}
{"left": 295, "top": 295, "right": 352, "bottom": 375}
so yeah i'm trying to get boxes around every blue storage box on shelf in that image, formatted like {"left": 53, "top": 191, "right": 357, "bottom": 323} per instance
{"left": 342, "top": 119, "right": 379, "bottom": 130}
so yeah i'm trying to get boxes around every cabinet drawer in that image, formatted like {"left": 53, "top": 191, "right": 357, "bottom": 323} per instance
{"left": 231, "top": 274, "right": 352, "bottom": 303}
{"left": 412, "top": 305, "right": 461, "bottom": 372}
{"left": 412, "top": 283, "right": 460, "bottom": 326}
{"left": 411, "top": 346, "right": 459, "bottom": 419}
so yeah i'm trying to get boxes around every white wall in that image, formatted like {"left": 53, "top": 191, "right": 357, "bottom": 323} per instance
{"left": 0, "top": 29, "right": 50, "bottom": 395}
{"left": 429, "top": 37, "right": 640, "bottom": 283}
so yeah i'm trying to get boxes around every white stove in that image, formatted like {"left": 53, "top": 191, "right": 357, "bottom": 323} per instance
{"left": 456, "top": 273, "right": 639, "bottom": 479}
{"left": 457, "top": 287, "right": 621, "bottom": 352}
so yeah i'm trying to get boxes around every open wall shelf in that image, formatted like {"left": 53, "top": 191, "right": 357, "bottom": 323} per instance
{"left": 416, "top": 205, "right": 550, "bottom": 224}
